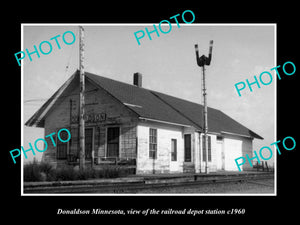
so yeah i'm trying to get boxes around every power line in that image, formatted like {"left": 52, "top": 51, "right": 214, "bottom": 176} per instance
{"left": 24, "top": 98, "right": 48, "bottom": 103}
{"left": 24, "top": 88, "right": 99, "bottom": 105}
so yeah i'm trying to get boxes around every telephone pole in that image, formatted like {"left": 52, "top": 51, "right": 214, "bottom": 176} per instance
{"left": 194, "top": 40, "right": 213, "bottom": 174}
{"left": 79, "top": 26, "right": 85, "bottom": 170}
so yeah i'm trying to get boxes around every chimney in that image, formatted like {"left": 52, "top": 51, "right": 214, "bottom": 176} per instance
{"left": 133, "top": 72, "right": 142, "bottom": 87}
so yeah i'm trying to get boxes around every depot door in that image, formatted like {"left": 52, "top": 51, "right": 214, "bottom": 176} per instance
{"left": 170, "top": 139, "right": 179, "bottom": 172}
{"left": 107, "top": 127, "right": 120, "bottom": 158}
{"left": 85, "top": 128, "right": 93, "bottom": 160}
{"left": 216, "top": 140, "right": 225, "bottom": 170}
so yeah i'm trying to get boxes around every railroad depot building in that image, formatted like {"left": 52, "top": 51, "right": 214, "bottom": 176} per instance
{"left": 26, "top": 70, "right": 263, "bottom": 173}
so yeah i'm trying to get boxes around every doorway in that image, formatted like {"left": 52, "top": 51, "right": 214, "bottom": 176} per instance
{"left": 216, "top": 140, "right": 225, "bottom": 170}
{"left": 85, "top": 128, "right": 94, "bottom": 159}
{"left": 170, "top": 138, "right": 179, "bottom": 172}
{"left": 107, "top": 127, "right": 120, "bottom": 158}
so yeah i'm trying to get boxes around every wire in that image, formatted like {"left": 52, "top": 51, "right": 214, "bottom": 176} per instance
{"left": 24, "top": 98, "right": 48, "bottom": 103}
{"left": 23, "top": 88, "right": 99, "bottom": 104}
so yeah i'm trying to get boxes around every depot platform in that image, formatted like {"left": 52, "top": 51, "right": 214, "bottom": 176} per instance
{"left": 23, "top": 170, "right": 274, "bottom": 194}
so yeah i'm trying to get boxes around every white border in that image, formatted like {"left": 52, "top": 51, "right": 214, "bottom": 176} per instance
{"left": 21, "top": 23, "right": 24, "bottom": 195}
{"left": 21, "top": 23, "right": 277, "bottom": 197}
{"left": 274, "top": 24, "right": 277, "bottom": 196}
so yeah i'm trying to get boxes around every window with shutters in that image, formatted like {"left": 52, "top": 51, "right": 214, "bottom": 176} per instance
{"left": 149, "top": 128, "right": 157, "bottom": 159}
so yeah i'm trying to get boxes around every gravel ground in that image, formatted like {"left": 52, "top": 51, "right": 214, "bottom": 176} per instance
{"left": 24, "top": 177, "right": 274, "bottom": 194}
{"left": 133, "top": 178, "right": 274, "bottom": 194}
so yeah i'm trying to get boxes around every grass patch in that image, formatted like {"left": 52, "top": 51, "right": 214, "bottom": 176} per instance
{"left": 23, "top": 161, "right": 135, "bottom": 182}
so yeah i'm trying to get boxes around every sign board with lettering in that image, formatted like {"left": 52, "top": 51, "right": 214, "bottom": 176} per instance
{"left": 71, "top": 113, "right": 107, "bottom": 124}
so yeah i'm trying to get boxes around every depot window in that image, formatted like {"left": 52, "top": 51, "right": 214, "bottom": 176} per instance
{"left": 171, "top": 139, "right": 177, "bottom": 161}
{"left": 149, "top": 128, "right": 157, "bottom": 159}
{"left": 184, "top": 134, "right": 191, "bottom": 162}
{"left": 56, "top": 129, "right": 69, "bottom": 159}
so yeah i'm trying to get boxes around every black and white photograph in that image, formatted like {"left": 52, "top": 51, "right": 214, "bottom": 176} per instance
{"left": 3, "top": 4, "right": 298, "bottom": 221}
{"left": 22, "top": 24, "right": 275, "bottom": 195}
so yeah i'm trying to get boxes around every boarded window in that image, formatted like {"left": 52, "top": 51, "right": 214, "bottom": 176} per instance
{"left": 184, "top": 134, "right": 191, "bottom": 162}
{"left": 202, "top": 135, "right": 212, "bottom": 162}
{"left": 149, "top": 128, "right": 157, "bottom": 159}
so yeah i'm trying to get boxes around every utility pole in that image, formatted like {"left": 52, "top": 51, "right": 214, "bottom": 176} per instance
{"left": 194, "top": 40, "right": 213, "bottom": 174}
{"left": 79, "top": 26, "right": 85, "bottom": 170}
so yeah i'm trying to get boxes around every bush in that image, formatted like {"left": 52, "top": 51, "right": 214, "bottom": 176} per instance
{"left": 39, "top": 162, "right": 54, "bottom": 175}
{"left": 23, "top": 161, "right": 42, "bottom": 182}
{"left": 97, "top": 165, "right": 119, "bottom": 178}
{"left": 53, "top": 166, "right": 77, "bottom": 181}
{"left": 23, "top": 160, "right": 54, "bottom": 182}
{"left": 77, "top": 167, "right": 97, "bottom": 180}
{"left": 96, "top": 165, "right": 135, "bottom": 178}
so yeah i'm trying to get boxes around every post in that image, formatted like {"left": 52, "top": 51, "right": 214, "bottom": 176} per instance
{"left": 79, "top": 26, "right": 85, "bottom": 170}
{"left": 202, "top": 65, "right": 209, "bottom": 174}
{"left": 194, "top": 40, "right": 213, "bottom": 174}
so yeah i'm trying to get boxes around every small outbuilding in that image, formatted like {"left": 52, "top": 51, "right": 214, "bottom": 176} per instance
{"left": 26, "top": 70, "right": 263, "bottom": 173}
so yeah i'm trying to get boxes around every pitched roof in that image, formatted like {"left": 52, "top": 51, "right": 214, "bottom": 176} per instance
{"left": 151, "top": 91, "right": 263, "bottom": 139}
{"left": 86, "top": 72, "right": 197, "bottom": 128}
{"left": 26, "top": 70, "right": 263, "bottom": 139}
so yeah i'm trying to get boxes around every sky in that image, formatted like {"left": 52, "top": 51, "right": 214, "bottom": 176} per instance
{"left": 22, "top": 24, "right": 275, "bottom": 165}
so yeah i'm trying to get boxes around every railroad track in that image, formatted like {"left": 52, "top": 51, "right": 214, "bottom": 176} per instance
{"left": 24, "top": 173, "right": 274, "bottom": 194}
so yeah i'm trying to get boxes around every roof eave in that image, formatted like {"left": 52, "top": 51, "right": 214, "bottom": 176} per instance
{"left": 221, "top": 131, "right": 264, "bottom": 140}
{"left": 138, "top": 116, "right": 193, "bottom": 128}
